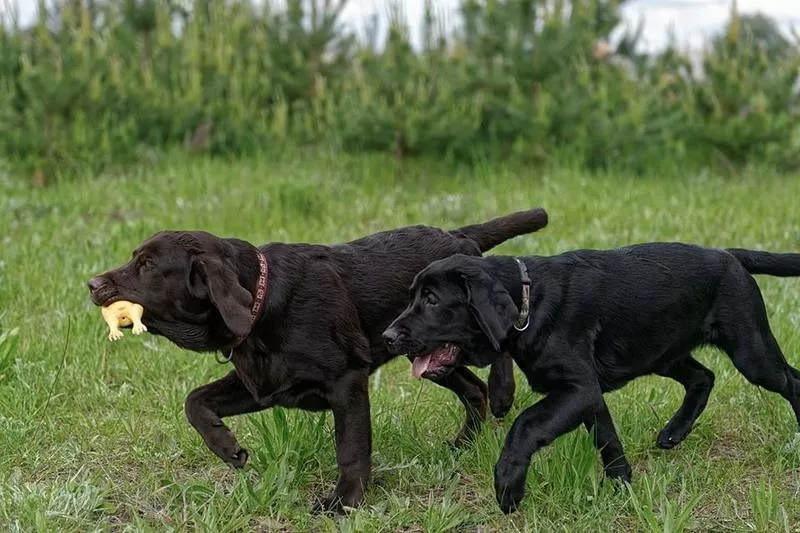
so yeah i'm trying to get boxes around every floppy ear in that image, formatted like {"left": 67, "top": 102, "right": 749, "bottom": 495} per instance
{"left": 188, "top": 255, "right": 253, "bottom": 337}
{"left": 462, "top": 268, "right": 518, "bottom": 352}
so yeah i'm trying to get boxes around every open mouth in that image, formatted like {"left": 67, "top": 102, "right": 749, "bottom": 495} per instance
{"left": 411, "top": 343, "right": 460, "bottom": 379}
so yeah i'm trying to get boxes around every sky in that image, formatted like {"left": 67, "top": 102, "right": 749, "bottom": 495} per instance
{"left": 1, "top": 0, "right": 799, "bottom": 53}
{"left": 334, "top": 0, "right": 800, "bottom": 52}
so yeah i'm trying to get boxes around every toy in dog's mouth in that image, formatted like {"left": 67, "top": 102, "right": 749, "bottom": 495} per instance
{"left": 411, "top": 343, "right": 461, "bottom": 379}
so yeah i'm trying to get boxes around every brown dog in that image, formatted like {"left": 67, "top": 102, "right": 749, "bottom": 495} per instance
{"left": 87, "top": 208, "right": 548, "bottom": 510}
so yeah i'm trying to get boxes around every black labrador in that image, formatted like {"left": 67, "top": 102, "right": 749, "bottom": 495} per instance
{"left": 86, "top": 208, "right": 548, "bottom": 510}
{"left": 383, "top": 243, "right": 800, "bottom": 513}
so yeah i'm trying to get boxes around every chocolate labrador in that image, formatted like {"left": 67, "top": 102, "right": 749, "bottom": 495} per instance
{"left": 87, "top": 208, "right": 548, "bottom": 510}
{"left": 383, "top": 243, "right": 800, "bottom": 513}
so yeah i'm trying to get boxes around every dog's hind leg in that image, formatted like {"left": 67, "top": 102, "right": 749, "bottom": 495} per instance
{"left": 583, "top": 398, "right": 632, "bottom": 482}
{"left": 723, "top": 332, "right": 800, "bottom": 428}
{"left": 655, "top": 356, "right": 715, "bottom": 449}
{"left": 717, "top": 276, "right": 800, "bottom": 429}
{"left": 430, "top": 367, "right": 488, "bottom": 447}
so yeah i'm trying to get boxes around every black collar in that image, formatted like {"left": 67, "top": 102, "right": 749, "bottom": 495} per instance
{"left": 513, "top": 258, "right": 531, "bottom": 331}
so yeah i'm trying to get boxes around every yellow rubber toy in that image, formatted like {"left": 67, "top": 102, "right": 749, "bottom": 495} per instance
{"left": 101, "top": 301, "right": 146, "bottom": 341}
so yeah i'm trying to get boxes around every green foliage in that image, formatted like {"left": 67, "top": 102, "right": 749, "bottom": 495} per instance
{"left": 685, "top": 6, "right": 800, "bottom": 170}
{"left": 0, "top": 0, "right": 798, "bottom": 181}
{"left": 0, "top": 326, "right": 18, "bottom": 383}
{"left": 627, "top": 475, "right": 700, "bottom": 533}
{"left": 749, "top": 479, "right": 791, "bottom": 532}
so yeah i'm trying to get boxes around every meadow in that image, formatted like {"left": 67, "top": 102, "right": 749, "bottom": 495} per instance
{"left": 1, "top": 153, "right": 799, "bottom": 531}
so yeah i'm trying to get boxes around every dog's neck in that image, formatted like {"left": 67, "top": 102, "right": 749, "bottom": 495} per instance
{"left": 226, "top": 238, "right": 266, "bottom": 295}
{"left": 224, "top": 238, "right": 270, "bottom": 327}
{"left": 217, "top": 240, "right": 270, "bottom": 361}
{"left": 483, "top": 255, "right": 534, "bottom": 314}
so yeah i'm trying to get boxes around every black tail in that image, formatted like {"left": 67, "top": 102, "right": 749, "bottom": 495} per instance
{"left": 727, "top": 248, "right": 800, "bottom": 277}
{"left": 454, "top": 208, "right": 548, "bottom": 252}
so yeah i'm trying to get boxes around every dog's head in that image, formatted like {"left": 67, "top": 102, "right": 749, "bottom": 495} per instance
{"left": 383, "top": 255, "right": 519, "bottom": 380}
{"left": 87, "top": 230, "right": 256, "bottom": 352}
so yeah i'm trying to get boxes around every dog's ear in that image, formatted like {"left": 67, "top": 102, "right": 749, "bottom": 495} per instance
{"left": 188, "top": 255, "right": 253, "bottom": 337}
{"left": 461, "top": 267, "right": 518, "bottom": 351}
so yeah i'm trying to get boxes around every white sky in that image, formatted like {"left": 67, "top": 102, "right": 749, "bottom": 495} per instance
{"left": 1, "top": 0, "right": 798, "bottom": 53}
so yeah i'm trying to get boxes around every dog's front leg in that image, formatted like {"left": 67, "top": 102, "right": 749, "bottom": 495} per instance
{"left": 313, "top": 369, "right": 372, "bottom": 513}
{"left": 494, "top": 384, "right": 597, "bottom": 513}
{"left": 184, "top": 370, "right": 265, "bottom": 467}
{"left": 583, "top": 397, "right": 632, "bottom": 482}
{"left": 488, "top": 352, "right": 516, "bottom": 419}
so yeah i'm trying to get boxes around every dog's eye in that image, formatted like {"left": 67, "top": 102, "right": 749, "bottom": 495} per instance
{"left": 423, "top": 290, "right": 438, "bottom": 306}
{"left": 138, "top": 258, "right": 154, "bottom": 272}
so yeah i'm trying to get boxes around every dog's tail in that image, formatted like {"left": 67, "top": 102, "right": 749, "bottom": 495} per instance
{"left": 454, "top": 208, "right": 549, "bottom": 253}
{"left": 727, "top": 248, "right": 800, "bottom": 277}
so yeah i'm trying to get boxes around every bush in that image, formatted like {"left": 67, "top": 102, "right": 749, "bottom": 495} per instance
{"left": 0, "top": 0, "right": 797, "bottom": 182}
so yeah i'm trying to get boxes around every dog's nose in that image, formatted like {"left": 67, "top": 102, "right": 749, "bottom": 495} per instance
{"left": 382, "top": 327, "right": 403, "bottom": 347}
{"left": 87, "top": 277, "right": 106, "bottom": 293}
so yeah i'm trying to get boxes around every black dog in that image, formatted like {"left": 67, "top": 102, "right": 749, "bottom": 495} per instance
{"left": 87, "top": 208, "right": 548, "bottom": 510}
{"left": 384, "top": 243, "right": 800, "bottom": 513}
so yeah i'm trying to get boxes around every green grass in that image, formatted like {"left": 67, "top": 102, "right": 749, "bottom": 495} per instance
{"left": 1, "top": 153, "right": 800, "bottom": 532}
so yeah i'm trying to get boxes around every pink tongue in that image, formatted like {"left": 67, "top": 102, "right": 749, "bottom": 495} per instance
{"left": 412, "top": 354, "right": 432, "bottom": 379}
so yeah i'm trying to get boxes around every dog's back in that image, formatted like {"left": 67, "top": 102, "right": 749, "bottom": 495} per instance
{"left": 337, "top": 209, "right": 548, "bottom": 349}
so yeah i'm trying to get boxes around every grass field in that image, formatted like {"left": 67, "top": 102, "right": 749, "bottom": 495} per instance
{"left": 1, "top": 153, "right": 800, "bottom": 532}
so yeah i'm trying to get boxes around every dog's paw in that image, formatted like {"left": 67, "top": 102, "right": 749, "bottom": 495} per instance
{"left": 132, "top": 323, "right": 147, "bottom": 335}
{"left": 311, "top": 491, "right": 362, "bottom": 514}
{"left": 656, "top": 427, "right": 688, "bottom": 449}
{"left": 448, "top": 432, "right": 475, "bottom": 451}
{"left": 495, "top": 480, "right": 525, "bottom": 514}
{"left": 312, "top": 494, "right": 344, "bottom": 514}
{"left": 311, "top": 482, "right": 365, "bottom": 514}
{"left": 489, "top": 396, "right": 513, "bottom": 419}
{"left": 494, "top": 461, "right": 527, "bottom": 514}
{"left": 602, "top": 462, "right": 632, "bottom": 487}
{"left": 108, "top": 330, "right": 123, "bottom": 341}
{"left": 228, "top": 448, "right": 248, "bottom": 468}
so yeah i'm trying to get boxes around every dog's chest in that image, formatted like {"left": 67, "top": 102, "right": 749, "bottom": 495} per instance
{"left": 510, "top": 349, "right": 552, "bottom": 393}
{"left": 231, "top": 351, "right": 330, "bottom": 410}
